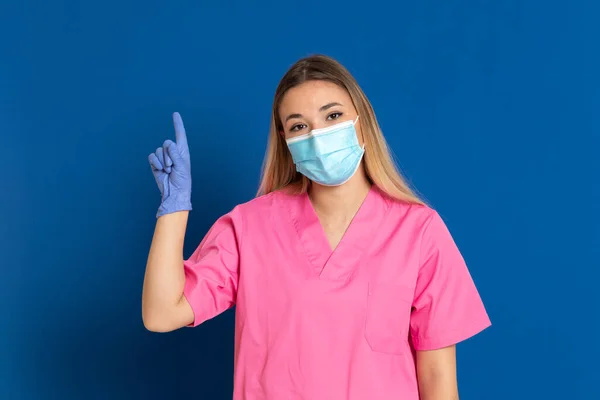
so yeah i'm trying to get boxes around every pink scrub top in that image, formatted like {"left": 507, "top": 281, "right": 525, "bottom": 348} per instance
{"left": 183, "top": 186, "right": 491, "bottom": 399}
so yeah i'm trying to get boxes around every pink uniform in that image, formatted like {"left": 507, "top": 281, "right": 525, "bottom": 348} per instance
{"left": 183, "top": 186, "right": 491, "bottom": 399}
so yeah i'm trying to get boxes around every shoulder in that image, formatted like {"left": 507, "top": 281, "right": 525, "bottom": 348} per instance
{"left": 379, "top": 191, "right": 460, "bottom": 250}
{"left": 224, "top": 189, "right": 295, "bottom": 222}
{"left": 382, "top": 196, "right": 464, "bottom": 264}
{"left": 204, "top": 191, "right": 285, "bottom": 243}
{"left": 381, "top": 191, "right": 439, "bottom": 233}
{"left": 235, "top": 190, "right": 288, "bottom": 213}
{"left": 386, "top": 195, "right": 463, "bottom": 256}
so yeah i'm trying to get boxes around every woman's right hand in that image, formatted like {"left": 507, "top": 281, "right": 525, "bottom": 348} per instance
{"left": 148, "top": 112, "right": 192, "bottom": 218}
{"left": 142, "top": 112, "right": 195, "bottom": 332}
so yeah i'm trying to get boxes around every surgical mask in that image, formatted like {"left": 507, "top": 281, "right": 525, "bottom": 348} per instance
{"left": 286, "top": 116, "right": 364, "bottom": 186}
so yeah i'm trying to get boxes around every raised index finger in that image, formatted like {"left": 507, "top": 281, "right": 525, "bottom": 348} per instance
{"left": 172, "top": 112, "right": 188, "bottom": 147}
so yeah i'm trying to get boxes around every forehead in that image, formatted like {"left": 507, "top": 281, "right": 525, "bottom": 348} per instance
{"left": 279, "top": 80, "right": 352, "bottom": 114}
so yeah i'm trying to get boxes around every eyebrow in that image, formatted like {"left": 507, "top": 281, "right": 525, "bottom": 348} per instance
{"left": 319, "top": 102, "right": 342, "bottom": 112}
{"left": 284, "top": 102, "right": 344, "bottom": 123}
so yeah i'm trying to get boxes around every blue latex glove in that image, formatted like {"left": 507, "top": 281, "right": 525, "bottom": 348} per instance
{"left": 148, "top": 112, "right": 192, "bottom": 218}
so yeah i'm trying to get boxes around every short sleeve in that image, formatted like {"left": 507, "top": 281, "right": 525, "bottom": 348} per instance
{"left": 182, "top": 208, "right": 242, "bottom": 327}
{"left": 410, "top": 211, "right": 491, "bottom": 350}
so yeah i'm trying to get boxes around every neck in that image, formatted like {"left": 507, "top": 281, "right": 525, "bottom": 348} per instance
{"left": 308, "top": 166, "right": 372, "bottom": 219}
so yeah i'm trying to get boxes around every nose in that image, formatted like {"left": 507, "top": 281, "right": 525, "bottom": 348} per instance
{"left": 307, "top": 117, "right": 326, "bottom": 131}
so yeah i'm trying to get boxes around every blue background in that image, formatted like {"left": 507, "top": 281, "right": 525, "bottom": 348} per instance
{"left": 1, "top": 0, "right": 598, "bottom": 399}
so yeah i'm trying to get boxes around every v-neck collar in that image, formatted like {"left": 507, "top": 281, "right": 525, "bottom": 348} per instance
{"left": 286, "top": 185, "right": 391, "bottom": 281}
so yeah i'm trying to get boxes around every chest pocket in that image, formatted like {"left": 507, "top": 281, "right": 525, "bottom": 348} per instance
{"left": 364, "top": 282, "right": 414, "bottom": 355}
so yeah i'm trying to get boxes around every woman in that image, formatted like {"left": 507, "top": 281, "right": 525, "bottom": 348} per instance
{"left": 143, "top": 54, "right": 491, "bottom": 399}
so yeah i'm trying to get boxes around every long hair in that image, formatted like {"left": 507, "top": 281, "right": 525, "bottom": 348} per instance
{"left": 257, "top": 54, "right": 425, "bottom": 205}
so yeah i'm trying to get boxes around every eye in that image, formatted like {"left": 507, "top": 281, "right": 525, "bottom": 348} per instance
{"left": 327, "top": 112, "right": 343, "bottom": 121}
{"left": 290, "top": 123, "right": 307, "bottom": 132}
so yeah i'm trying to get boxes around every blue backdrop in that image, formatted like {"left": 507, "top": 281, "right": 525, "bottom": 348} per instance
{"left": 1, "top": 1, "right": 598, "bottom": 399}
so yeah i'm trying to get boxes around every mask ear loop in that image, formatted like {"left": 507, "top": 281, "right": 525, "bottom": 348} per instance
{"left": 353, "top": 115, "right": 365, "bottom": 150}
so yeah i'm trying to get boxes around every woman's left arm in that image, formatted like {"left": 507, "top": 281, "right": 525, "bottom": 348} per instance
{"left": 416, "top": 345, "right": 459, "bottom": 400}
{"left": 410, "top": 211, "right": 492, "bottom": 399}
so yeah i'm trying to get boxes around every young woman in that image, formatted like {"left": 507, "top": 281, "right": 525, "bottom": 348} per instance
{"left": 143, "top": 54, "right": 491, "bottom": 400}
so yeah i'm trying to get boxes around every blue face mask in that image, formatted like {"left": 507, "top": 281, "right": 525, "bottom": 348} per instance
{"left": 286, "top": 116, "right": 365, "bottom": 186}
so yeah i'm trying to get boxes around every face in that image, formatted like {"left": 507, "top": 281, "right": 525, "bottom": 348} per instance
{"left": 278, "top": 80, "right": 363, "bottom": 143}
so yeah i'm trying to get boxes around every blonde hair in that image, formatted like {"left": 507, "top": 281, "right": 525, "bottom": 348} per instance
{"left": 257, "top": 54, "right": 425, "bottom": 205}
